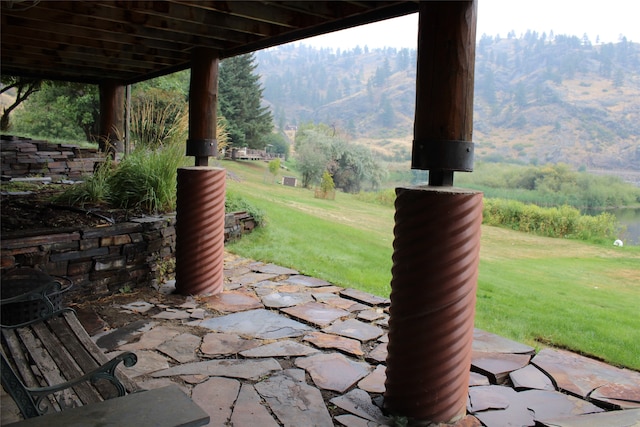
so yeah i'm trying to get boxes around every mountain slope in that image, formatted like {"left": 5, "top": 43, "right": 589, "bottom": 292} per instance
{"left": 256, "top": 34, "right": 640, "bottom": 172}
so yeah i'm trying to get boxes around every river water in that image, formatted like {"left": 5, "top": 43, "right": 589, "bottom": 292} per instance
{"left": 592, "top": 207, "right": 640, "bottom": 246}
{"left": 612, "top": 207, "right": 640, "bottom": 246}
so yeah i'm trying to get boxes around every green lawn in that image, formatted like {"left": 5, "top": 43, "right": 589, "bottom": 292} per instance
{"left": 221, "top": 160, "right": 640, "bottom": 370}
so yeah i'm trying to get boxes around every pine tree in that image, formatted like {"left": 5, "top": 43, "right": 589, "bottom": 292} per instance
{"left": 218, "top": 53, "right": 273, "bottom": 149}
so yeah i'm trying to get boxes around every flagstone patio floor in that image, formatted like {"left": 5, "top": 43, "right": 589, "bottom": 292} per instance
{"left": 3, "top": 252, "right": 639, "bottom": 426}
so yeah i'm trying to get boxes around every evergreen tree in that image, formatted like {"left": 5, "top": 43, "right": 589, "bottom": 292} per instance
{"left": 218, "top": 53, "right": 273, "bottom": 149}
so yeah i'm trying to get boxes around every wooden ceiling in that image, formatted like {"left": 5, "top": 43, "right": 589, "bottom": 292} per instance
{"left": 1, "top": 1, "right": 419, "bottom": 85}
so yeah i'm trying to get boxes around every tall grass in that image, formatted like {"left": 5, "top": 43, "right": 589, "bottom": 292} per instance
{"left": 52, "top": 159, "right": 113, "bottom": 206}
{"left": 108, "top": 143, "right": 186, "bottom": 213}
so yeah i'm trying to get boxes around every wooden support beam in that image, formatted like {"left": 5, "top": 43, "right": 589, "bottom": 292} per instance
{"left": 188, "top": 48, "right": 219, "bottom": 166}
{"left": 98, "top": 81, "right": 125, "bottom": 155}
{"left": 412, "top": 0, "right": 477, "bottom": 186}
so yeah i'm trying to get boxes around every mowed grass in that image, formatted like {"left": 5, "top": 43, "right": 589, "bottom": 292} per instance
{"left": 221, "top": 160, "right": 640, "bottom": 370}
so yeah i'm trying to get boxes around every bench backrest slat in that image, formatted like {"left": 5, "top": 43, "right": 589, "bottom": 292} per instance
{"left": 30, "top": 321, "right": 104, "bottom": 406}
{"left": 61, "top": 312, "right": 140, "bottom": 393}
{"left": 16, "top": 326, "right": 82, "bottom": 411}
{"left": 2, "top": 308, "right": 139, "bottom": 419}
{"left": 2, "top": 328, "right": 41, "bottom": 388}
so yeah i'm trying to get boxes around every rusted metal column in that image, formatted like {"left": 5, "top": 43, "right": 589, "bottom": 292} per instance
{"left": 175, "top": 167, "right": 226, "bottom": 295}
{"left": 98, "top": 80, "right": 125, "bottom": 156}
{"left": 175, "top": 48, "right": 225, "bottom": 296}
{"left": 385, "top": 187, "right": 482, "bottom": 422}
{"left": 384, "top": 1, "right": 480, "bottom": 424}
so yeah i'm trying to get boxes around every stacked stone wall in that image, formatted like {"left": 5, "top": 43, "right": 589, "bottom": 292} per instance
{"left": 1, "top": 136, "right": 256, "bottom": 297}
{"left": 1, "top": 214, "right": 256, "bottom": 297}
{"left": 1, "top": 216, "right": 177, "bottom": 297}
{"left": 1, "top": 135, "right": 105, "bottom": 179}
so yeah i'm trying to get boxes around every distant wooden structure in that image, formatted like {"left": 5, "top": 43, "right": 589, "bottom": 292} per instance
{"left": 282, "top": 176, "right": 297, "bottom": 187}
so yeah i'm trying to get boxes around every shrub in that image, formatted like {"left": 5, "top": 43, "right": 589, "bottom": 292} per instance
{"left": 354, "top": 188, "right": 396, "bottom": 207}
{"left": 483, "top": 198, "right": 618, "bottom": 242}
{"left": 225, "top": 191, "right": 265, "bottom": 227}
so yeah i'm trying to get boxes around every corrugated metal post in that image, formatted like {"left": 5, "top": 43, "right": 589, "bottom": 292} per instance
{"left": 175, "top": 48, "right": 225, "bottom": 296}
{"left": 175, "top": 167, "right": 226, "bottom": 295}
{"left": 384, "top": 1, "right": 481, "bottom": 424}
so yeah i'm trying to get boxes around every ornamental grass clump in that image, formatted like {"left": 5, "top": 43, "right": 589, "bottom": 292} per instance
{"left": 53, "top": 159, "right": 115, "bottom": 207}
{"left": 107, "top": 143, "right": 185, "bottom": 214}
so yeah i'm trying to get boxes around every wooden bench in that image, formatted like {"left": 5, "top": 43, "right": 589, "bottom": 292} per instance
{"left": 1, "top": 278, "right": 140, "bottom": 419}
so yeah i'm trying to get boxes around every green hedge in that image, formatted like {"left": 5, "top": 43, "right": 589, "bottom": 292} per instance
{"left": 483, "top": 198, "right": 618, "bottom": 242}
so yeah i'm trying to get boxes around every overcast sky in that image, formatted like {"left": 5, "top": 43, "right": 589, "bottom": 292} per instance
{"left": 299, "top": 0, "right": 640, "bottom": 50}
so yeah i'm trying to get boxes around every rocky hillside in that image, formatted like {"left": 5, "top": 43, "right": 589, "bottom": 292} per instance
{"left": 256, "top": 34, "right": 640, "bottom": 173}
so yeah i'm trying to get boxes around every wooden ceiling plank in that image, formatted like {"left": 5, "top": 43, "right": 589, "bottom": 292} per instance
{"left": 1, "top": 15, "right": 195, "bottom": 54}
{"left": 2, "top": 35, "right": 182, "bottom": 69}
{"left": 19, "top": 1, "right": 255, "bottom": 48}
{"left": 1, "top": 17, "right": 190, "bottom": 59}
{"left": 175, "top": 0, "right": 299, "bottom": 28}
{"left": 0, "top": 55, "right": 138, "bottom": 82}
{"left": 109, "top": 1, "right": 283, "bottom": 38}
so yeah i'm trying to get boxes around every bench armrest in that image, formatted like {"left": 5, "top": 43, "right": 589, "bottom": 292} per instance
{"left": 1, "top": 351, "right": 138, "bottom": 418}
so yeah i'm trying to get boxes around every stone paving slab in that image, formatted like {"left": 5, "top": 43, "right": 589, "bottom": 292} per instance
{"left": 323, "top": 318, "right": 384, "bottom": 342}
{"left": 471, "top": 351, "right": 531, "bottom": 384}
{"left": 192, "top": 377, "right": 240, "bottom": 427}
{"left": 50, "top": 253, "right": 638, "bottom": 427}
{"left": 156, "top": 332, "right": 201, "bottom": 363}
{"left": 281, "top": 301, "right": 350, "bottom": 327}
{"left": 285, "top": 274, "right": 335, "bottom": 288}
{"left": 322, "top": 296, "right": 369, "bottom": 312}
{"left": 230, "top": 383, "right": 280, "bottom": 427}
{"left": 303, "top": 331, "right": 364, "bottom": 356}
{"left": 254, "top": 371, "right": 333, "bottom": 427}
{"left": 358, "top": 365, "right": 386, "bottom": 394}
{"left": 330, "top": 388, "right": 389, "bottom": 424}
{"left": 468, "top": 385, "right": 605, "bottom": 427}
{"left": 368, "top": 342, "right": 387, "bottom": 363}
{"left": 197, "top": 308, "right": 313, "bottom": 339}
{"left": 296, "top": 353, "right": 371, "bottom": 393}
{"left": 151, "top": 358, "right": 282, "bottom": 380}
{"left": 538, "top": 408, "right": 640, "bottom": 427}
{"left": 233, "top": 272, "right": 282, "bottom": 286}
{"left": 509, "top": 364, "right": 555, "bottom": 391}
{"left": 254, "top": 263, "right": 299, "bottom": 276}
{"left": 239, "top": 339, "right": 319, "bottom": 358}
{"left": 200, "top": 332, "right": 262, "bottom": 356}
{"left": 201, "top": 290, "right": 263, "bottom": 312}
{"left": 118, "top": 325, "right": 181, "bottom": 351}
{"left": 113, "top": 349, "right": 170, "bottom": 377}
{"left": 472, "top": 328, "right": 535, "bottom": 355}
{"left": 339, "top": 288, "right": 390, "bottom": 306}
{"left": 261, "top": 291, "right": 314, "bottom": 308}
{"left": 531, "top": 348, "right": 640, "bottom": 408}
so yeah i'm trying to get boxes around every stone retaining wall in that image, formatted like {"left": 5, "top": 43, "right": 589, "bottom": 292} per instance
{"left": 1, "top": 135, "right": 105, "bottom": 179}
{"left": 1, "top": 213, "right": 256, "bottom": 298}
{"left": 0, "top": 135, "right": 256, "bottom": 297}
{"left": 1, "top": 216, "right": 176, "bottom": 297}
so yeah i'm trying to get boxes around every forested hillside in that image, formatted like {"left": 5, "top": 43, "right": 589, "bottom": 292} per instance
{"left": 256, "top": 33, "right": 640, "bottom": 173}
